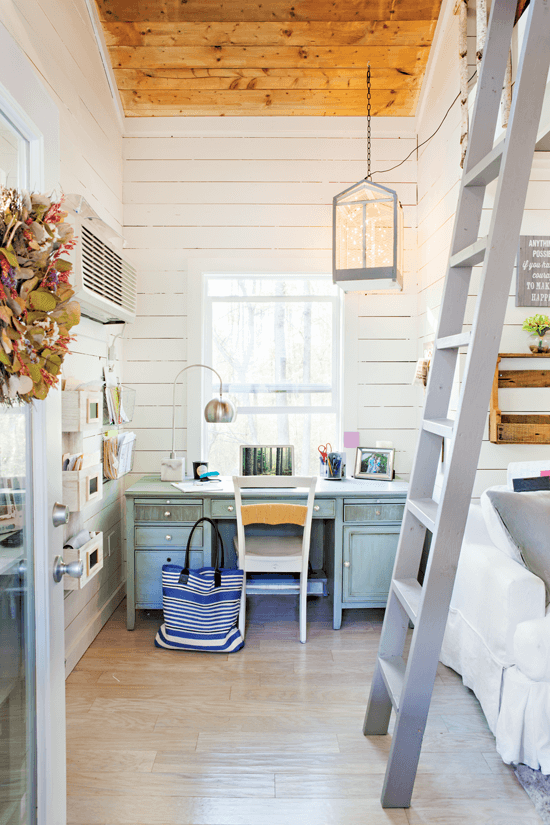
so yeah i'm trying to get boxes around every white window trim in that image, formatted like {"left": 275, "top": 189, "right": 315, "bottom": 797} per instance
{"left": 187, "top": 259, "right": 344, "bottom": 464}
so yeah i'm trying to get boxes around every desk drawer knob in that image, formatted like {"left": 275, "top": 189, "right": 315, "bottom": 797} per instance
{"left": 227, "top": 505, "right": 234, "bottom": 512}
{"left": 375, "top": 509, "right": 381, "bottom": 516}
{"left": 314, "top": 505, "right": 320, "bottom": 511}
{"left": 164, "top": 511, "right": 171, "bottom": 517}
{"left": 165, "top": 535, "right": 172, "bottom": 541}
{"left": 344, "top": 561, "right": 351, "bottom": 568}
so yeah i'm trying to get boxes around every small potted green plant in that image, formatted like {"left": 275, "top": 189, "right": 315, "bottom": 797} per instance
{"left": 522, "top": 314, "right": 550, "bottom": 352}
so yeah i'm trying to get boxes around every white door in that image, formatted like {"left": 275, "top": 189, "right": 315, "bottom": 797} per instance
{"left": 0, "top": 98, "right": 66, "bottom": 824}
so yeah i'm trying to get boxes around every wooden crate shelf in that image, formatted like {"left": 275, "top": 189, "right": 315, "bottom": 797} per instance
{"left": 63, "top": 532, "right": 103, "bottom": 590}
{"left": 62, "top": 390, "right": 103, "bottom": 432}
{"left": 490, "top": 353, "right": 550, "bottom": 443}
{"left": 62, "top": 463, "right": 103, "bottom": 512}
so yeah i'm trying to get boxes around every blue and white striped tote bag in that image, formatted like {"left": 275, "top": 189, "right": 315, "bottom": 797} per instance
{"left": 155, "top": 517, "right": 244, "bottom": 653}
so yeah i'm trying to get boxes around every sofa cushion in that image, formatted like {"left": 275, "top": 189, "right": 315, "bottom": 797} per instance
{"left": 484, "top": 488, "right": 550, "bottom": 604}
{"left": 480, "top": 486, "right": 524, "bottom": 563}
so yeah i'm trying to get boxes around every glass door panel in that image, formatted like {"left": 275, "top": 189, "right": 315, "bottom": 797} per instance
{"left": 0, "top": 105, "right": 35, "bottom": 825}
{"left": 0, "top": 406, "right": 35, "bottom": 825}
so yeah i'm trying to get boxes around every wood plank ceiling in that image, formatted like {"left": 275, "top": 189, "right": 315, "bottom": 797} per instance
{"left": 95, "top": 1, "right": 443, "bottom": 117}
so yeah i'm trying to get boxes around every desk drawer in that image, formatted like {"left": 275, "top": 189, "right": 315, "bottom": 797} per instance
{"left": 211, "top": 498, "right": 335, "bottom": 519}
{"left": 344, "top": 503, "right": 405, "bottom": 523}
{"left": 135, "top": 503, "right": 202, "bottom": 523}
{"left": 135, "top": 526, "right": 203, "bottom": 548}
{"left": 135, "top": 549, "right": 203, "bottom": 607}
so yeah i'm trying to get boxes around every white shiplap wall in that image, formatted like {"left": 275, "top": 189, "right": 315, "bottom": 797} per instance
{"left": 123, "top": 117, "right": 418, "bottom": 482}
{"left": 1, "top": 0, "right": 125, "bottom": 671}
{"left": 416, "top": 2, "right": 550, "bottom": 497}
{"left": 61, "top": 321, "right": 126, "bottom": 675}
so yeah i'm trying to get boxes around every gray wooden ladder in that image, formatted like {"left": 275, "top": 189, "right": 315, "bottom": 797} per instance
{"left": 363, "top": 0, "right": 550, "bottom": 808}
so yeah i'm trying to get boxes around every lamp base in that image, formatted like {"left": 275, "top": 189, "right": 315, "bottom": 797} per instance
{"left": 160, "top": 457, "right": 185, "bottom": 482}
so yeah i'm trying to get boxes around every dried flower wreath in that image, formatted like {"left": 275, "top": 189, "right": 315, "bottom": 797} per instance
{"left": 0, "top": 188, "right": 80, "bottom": 403}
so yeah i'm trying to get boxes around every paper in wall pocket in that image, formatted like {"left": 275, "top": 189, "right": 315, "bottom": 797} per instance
{"left": 160, "top": 457, "right": 185, "bottom": 482}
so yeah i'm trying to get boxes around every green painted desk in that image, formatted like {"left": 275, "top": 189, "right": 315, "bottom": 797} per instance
{"left": 124, "top": 475, "right": 408, "bottom": 631}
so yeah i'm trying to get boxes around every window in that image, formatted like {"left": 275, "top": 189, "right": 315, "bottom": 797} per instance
{"left": 203, "top": 274, "right": 341, "bottom": 475}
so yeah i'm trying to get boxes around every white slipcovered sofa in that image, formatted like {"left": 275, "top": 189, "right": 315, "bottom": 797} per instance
{"left": 440, "top": 461, "right": 550, "bottom": 772}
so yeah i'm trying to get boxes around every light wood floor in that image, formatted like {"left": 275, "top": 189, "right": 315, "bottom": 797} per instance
{"left": 66, "top": 596, "right": 542, "bottom": 825}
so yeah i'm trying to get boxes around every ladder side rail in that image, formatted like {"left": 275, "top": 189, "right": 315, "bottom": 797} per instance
{"left": 376, "top": 0, "right": 550, "bottom": 808}
{"left": 363, "top": 593, "right": 410, "bottom": 735}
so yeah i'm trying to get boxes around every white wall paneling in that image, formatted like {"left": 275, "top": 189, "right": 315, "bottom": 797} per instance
{"left": 62, "top": 318, "right": 125, "bottom": 675}
{"left": 1, "top": 1, "right": 125, "bottom": 668}
{"left": 124, "top": 117, "right": 418, "bottom": 483}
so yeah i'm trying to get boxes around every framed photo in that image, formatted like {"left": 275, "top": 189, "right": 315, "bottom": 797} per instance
{"left": 240, "top": 445, "right": 294, "bottom": 476}
{"left": 354, "top": 447, "right": 395, "bottom": 481}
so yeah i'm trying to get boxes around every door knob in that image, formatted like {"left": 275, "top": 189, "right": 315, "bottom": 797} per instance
{"left": 344, "top": 561, "right": 351, "bottom": 568}
{"left": 53, "top": 555, "right": 83, "bottom": 583}
{"left": 52, "top": 502, "right": 69, "bottom": 528}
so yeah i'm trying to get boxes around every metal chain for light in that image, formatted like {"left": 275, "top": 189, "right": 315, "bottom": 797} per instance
{"left": 366, "top": 63, "right": 372, "bottom": 180}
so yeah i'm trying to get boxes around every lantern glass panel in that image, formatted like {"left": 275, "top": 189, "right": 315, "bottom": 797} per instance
{"left": 333, "top": 178, "right": 403, "bottom": 291}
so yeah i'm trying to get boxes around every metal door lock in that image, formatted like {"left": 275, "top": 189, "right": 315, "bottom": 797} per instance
{"left": 53, "top": 556, "right": 83, "bottom": 583}
{"left": 52, "top": 502, "right": 69, "bottom": 528}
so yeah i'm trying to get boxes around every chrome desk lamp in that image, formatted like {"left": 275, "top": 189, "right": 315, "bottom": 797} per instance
{"left": 160, "top": 364, "right": 236, "bottom": 482}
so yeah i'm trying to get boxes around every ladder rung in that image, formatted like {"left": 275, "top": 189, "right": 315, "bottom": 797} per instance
{"left": 436, "top": 332, "right": 471, "bottom": 350}
{"left": 379, "top": 656, "right": 406, "bottom": 712}
{"left": 423, "top": 417, "right": 455, "bottom": 438}
{"left": 408, "top": 497, "right": 438, "bottom": 532}
{"left": 450, "top": 237, "right": 488, "bottom": 268}
{"left": 463, "top": 139, "right": 505, "bottom": 187}
{"left": 393, "top": 578, "right": 422, "bottom": 622}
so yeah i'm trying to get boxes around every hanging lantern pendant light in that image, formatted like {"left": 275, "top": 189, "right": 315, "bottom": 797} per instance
{"left": 332, "top": 64, "right": 404, "bottom": 292}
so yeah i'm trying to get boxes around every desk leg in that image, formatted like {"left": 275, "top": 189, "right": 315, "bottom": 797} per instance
{"left": 333, "top": 498, "right": 344, "bottom": 630}
{"left": 126, "top": 497, "right": 135, "bottom": 630}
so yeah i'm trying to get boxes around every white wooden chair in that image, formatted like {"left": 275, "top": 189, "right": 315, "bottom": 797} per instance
{"left": 232, "top": 475, "right": 317, "bottom": 643}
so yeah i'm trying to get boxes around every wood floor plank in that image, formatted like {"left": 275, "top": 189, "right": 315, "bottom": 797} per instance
{"left": 196, "top": 731, "right": 340, "bottom": 754}
{"left": 94, "top": 670, "right": 261, "bottom": 687}
{"left": 65, "top": 600, "right": 542, "bottom": 825}
{"left": 67, "top": 769, "right": 275, "bottom": 798}
{"left": 67, "top": 747, "right": 156, "bottom": 773}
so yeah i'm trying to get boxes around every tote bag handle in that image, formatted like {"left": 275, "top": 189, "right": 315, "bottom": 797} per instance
{"left": 179, "top": 517, "right": 225, "bottom": 587}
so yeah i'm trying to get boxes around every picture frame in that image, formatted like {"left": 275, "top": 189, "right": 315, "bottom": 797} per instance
{"left": 354, "top": 447, "right": 395, "bottom": 481}
{"left": 240, "top": 445, "right": 294, "bottom": 476}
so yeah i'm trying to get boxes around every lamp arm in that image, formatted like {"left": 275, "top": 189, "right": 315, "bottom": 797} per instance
{"left": 171, "top": 364, "right": 224, "bottom": 458}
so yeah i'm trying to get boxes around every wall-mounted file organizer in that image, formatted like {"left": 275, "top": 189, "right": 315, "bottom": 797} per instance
{"left": 103, "top": 431, "right": 136, "bottom": 480}
{"left": 62, "top": 390, "right": 103, "bottom": 432}
{"left": 62, "top": 531, "right": 103, "bottom": 590}
{"left": 62, "top": 464, "right": 103, "bottom": 512}
{"left": 104, "top": 384, "right": 136, "bottom": 426}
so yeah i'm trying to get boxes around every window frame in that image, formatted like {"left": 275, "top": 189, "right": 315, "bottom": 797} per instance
{"left": 187, "top": 266, "right": 343, "bottom": 466}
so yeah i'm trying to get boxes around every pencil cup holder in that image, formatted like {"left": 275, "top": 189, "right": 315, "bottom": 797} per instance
{"left": 319, "top": 457, "right": 328, "bottom": 478}
{"left": 327, "top": 452, "right": 346, "bottom": 480}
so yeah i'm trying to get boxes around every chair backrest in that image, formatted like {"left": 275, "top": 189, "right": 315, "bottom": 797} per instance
{"left": 232, "top": 476, "right": 317, "bottom": 570}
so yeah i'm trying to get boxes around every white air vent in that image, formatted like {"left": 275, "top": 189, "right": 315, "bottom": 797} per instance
{"left": 70, "top": 217, "right": 136, "bottom": 324}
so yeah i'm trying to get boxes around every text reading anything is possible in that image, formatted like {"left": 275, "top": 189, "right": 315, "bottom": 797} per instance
{"left": 517, "top": 235, "right": 550, "bottom": 306}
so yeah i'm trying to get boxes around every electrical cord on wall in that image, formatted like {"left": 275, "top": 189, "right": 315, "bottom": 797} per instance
{"left": 369, "top": 71, "right": 478, "bottom": 177}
